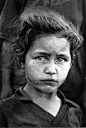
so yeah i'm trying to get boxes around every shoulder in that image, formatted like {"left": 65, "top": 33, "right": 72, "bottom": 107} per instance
{"left": 66, "top": 99, "right": 81, "bottom": 110}
{"left": 0, "top": 95, "right": 19, "bottom": 111}
{"left": 65, "top": 99, "right": 82, "bottom": 126}
{"left": 0, "top": 96, "right": 15, "bottom": 123}
{"left": 0, "top": 95, "right": 14, "bottom": 105}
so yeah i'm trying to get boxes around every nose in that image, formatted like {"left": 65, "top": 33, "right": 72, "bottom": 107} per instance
{"left": 44, "top": 61, "right": 57, "bottom": 75}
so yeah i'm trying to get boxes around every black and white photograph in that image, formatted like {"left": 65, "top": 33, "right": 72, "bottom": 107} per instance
{"left": 0, "top": 0, "right": 86, "bottom": 127}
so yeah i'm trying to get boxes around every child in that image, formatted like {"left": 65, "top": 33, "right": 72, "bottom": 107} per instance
{"left": 0, "top": 6, "right": 83, "bottom": 127}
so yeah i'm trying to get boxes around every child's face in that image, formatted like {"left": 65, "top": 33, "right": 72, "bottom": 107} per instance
{"left": 25, "top": 35, "right": 71, "bottom": 93}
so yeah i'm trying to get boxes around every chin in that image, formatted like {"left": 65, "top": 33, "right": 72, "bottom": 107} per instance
{"left": 36, "top": 85, "right": 57, "bottom": 94}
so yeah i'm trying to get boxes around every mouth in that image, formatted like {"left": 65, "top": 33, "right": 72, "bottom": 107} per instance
{"left": 40, "top": 79, "right": 58, "bottom": 86}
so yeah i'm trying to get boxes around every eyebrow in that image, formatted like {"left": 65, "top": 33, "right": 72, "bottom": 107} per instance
{"left": 34, "top": 52, "right": 69, "bottom": 58}
{"left": 34, "top": 52, "right": 51, "bottom": 56}
{"left": 57, "top": 54, "right": 70, "bottom": 59}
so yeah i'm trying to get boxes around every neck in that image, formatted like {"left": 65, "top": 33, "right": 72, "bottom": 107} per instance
{"left": 23, "top": 83, "right": 58, "bottom": 101}
{"left": 24, "top": 83, "right": 61, "bottom": 117}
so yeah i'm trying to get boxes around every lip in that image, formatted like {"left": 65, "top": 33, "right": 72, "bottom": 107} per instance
{"left": 40, "top": 79, "right": 58, "bottom": 85}
{"left": 41, "top": 79, "right": 57, "bottom": 82}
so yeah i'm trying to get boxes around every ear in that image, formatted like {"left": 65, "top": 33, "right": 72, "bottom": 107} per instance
{"left": 21, "top": 62, "right": 25, "bottom": 69}
{"left": 70, "top": 62, "right": 72, "bottom": 69}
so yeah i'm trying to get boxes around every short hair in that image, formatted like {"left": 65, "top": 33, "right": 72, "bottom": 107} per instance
{"left": 9, "top": 6, "right": 83, "bottom": 68}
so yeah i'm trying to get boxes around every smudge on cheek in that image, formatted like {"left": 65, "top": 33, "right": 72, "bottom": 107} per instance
{"left": 26, "top": 62, "right": 42, "bottom": 77}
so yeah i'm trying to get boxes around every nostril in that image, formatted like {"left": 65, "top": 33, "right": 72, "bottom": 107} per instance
{"left": 46, "top": 71, "right": 55, "bottom": 75}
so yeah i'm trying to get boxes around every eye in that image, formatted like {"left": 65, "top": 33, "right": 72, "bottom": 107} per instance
{"left": 35, "top": 56, "right": 48, "bottom": 61}
{"left": 55, "top": 57, "right": 67, "bottom": 63}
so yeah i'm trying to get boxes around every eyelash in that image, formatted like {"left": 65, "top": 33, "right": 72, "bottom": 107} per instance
{"left": 35, "top": 56, "right": 47, "bottom": 61}
{"left": 56, "top": 57, "right": 67, "bottom": 63}
{"left": 34, "top": 56, "right": 67, "bottom": 63}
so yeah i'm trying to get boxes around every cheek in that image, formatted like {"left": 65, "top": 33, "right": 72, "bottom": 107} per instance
{"left": 25, "top": 61, "right": 43, "bottom": 79}
{"left": 59, "top": 64, "right": 71, "bottom": 80}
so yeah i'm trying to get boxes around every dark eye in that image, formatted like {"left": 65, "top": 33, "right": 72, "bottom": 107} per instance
{"left": 55, "top": 57, "right": 67, "bottom": 63}
{"left": 35, "top": 56, "right": 47, "bottom": 61}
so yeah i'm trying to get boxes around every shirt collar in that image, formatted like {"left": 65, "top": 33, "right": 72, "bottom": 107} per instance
{"left": 14, "top": 86, "right": 66, "bottom": 105}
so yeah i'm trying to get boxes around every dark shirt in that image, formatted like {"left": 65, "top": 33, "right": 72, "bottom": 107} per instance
{"left": 0, "top": 87, "right": 82, "bottom": 127}
{"left": 0, "top": 0, "right": 85, "bottom": 126}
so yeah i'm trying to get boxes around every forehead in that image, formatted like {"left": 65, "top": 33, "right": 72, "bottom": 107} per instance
{"left": 29, "top": 35, "right": 70, "bottom": 54}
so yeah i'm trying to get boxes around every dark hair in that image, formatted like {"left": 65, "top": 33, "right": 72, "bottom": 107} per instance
{"left": 10, "top": 6, "right": 83, "bottom": 69}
